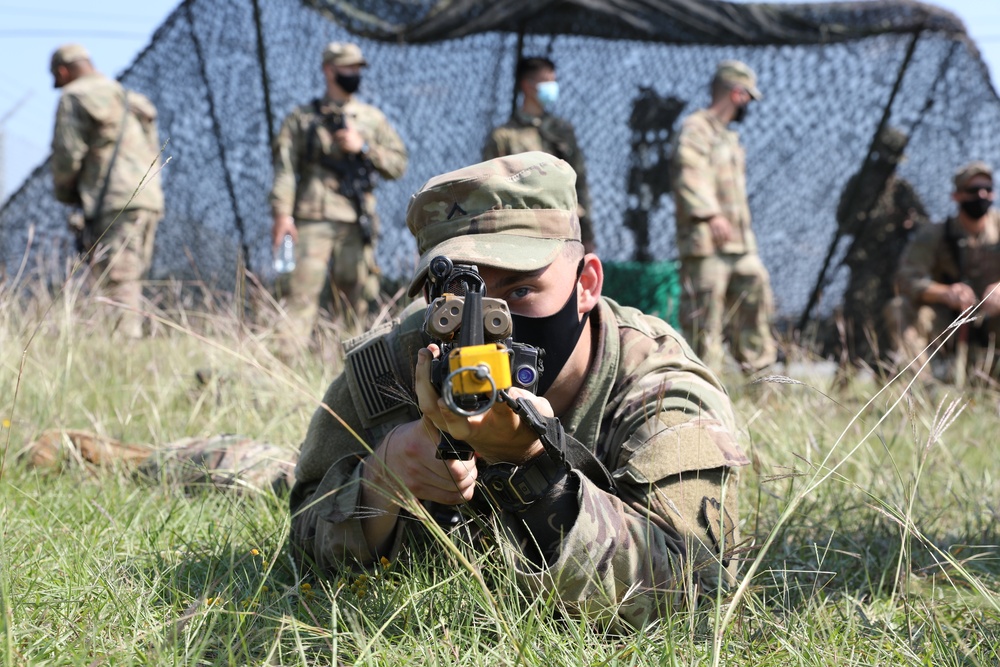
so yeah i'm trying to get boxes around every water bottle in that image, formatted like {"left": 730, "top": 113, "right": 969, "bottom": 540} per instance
{"left": 273, "top": 233, "right": 296, "bottom": 274}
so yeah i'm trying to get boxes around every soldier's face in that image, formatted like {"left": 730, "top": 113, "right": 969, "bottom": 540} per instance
{"left": 476, "top": 247, "right": 599, "bottom": 319}
{"left": 52, "top": 65, "right": 70, "bottom": 89}
{"left": 955, "top": 175, "right": 994, "bottom": 203}
{"left": 522, "top": 68, "right": 556, "bottom": 101}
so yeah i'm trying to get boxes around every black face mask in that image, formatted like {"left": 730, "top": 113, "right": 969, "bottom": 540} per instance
{"left": 960, "top": 196, "right": 992, "bottom": 220}
{"left": 511, "top": 281, "right": 590, "bottom": 397}
{"left": 335, "top": 72, "right": 361, "bottom": 93}
{"left": 732, "top": 104, "right": 749, "bottom": 124}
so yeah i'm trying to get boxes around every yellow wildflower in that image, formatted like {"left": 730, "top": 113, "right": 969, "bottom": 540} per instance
{"left": 1, "top": 419, "right": 10, "bottom": 429}
{"left": 250, "top": 548, "right": 260, "bottom": 556}
{"left": 380, "top": 556, "right": 391, "bottom": 569}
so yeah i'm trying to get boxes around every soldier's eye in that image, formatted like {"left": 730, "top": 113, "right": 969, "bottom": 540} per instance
{"left": 509, "top": 287, "right": 531, "bottom": 300}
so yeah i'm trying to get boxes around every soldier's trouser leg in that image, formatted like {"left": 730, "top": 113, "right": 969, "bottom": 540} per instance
{"left": 88, "top": 209, "right": 160, "bottom": 339}
{"left": 680, "top": 255, "right": 730, "bottom": 372}
{"left": 727, "top": 252, "right": 777, "bottom": 372}
{"left": 327, "top": 220, "right": 376, "bottom": 326}
{"left": 884, "top": 297, "right": 953, "bottom": 371}
{"left": 280, "top": 221, "right": 336, "bottom": 345}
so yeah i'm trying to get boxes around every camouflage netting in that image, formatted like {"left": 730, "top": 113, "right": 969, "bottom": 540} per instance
{"left": 2, "top": 0, "right": 998, "bottom": 341}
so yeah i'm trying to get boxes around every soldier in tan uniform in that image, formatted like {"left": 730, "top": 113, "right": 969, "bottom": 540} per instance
{"left": 671, "top": 60, "right": 777, "bottom": 374}
{"left": 290, "top": 152, "right": 748, "bottom": 629}
{"left": 483, "top": 56, "right": 595, "bottom": 252}
{"left": 270, "top": 42, "right": 407, "bottom": 345}
{"left": 886, "top": 161, "right": 1000, "bottom": 377}
{"left": 50, "top": 44, "right": 164, "bottom": 339}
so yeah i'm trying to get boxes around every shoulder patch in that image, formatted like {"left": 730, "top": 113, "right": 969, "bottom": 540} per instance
{"left": 345, "top": 331, "right": 413, "bottom": 426}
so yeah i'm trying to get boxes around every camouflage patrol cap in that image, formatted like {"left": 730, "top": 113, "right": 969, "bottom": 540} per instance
{"left": 322, "top": 42, "right": 367, "bottom": 67}
{"left": 50, "top": 43, "right": 90, "bottom": 72}
{"left": 953, "top": 161, "right": 993, "bottom": 191}
{"left": 714, "top": 60, "right": 762, "bottom": 100}
{"left": 406, "top": 151, "right": 581, "bottom": 297}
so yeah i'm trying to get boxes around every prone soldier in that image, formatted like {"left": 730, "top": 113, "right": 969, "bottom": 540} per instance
{"left": 289, "top": 152, "right": 748, "bottom": 629}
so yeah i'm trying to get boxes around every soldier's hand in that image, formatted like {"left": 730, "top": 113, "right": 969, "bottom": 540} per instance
{"left": 414, "top": 346, "right": 549, "bottom": 464}
{"left": 271, "top": 214, "right": 297, "bottom": 248}
{"left": 708, "top": 215, "right": 734, "bottom": 247}
{"left": 944, "top": 282, "right": 977, "bottom": 312}
{"left": 334, "top": 127, "right": 365, "bottom": 155}
{"left": 981, "top": 281, "right": 1000, "bottom": 317}
{"left": 364, "top": 417, "right": 478, "bottom": 506}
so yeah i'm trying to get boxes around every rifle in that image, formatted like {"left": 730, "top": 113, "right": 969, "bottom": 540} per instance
{"left": 306, "top": 100, "right": 377, "bottom": 244}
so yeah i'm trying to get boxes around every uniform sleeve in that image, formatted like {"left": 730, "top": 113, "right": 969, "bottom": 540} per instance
{"left": 504, "top": 334, "right": 746, "bottom": 629}
{"left": 673, "top": 121, "right": 721, "bottom": 222}
{"left": 482, "top": 128, "right": 505, "bottom": 161}
{"left": 896, "top": 222, "right": 946, "bottom": 301}
{"left": 51, "top": 94, "right": 90, "bottom": 205}
{"left": 269, "top": 112, "right": 301, "bottom": 217}
{"left": 368, "top": 112, "right": 407, "bottom": 181}
{"left": 288, "top": 374, "right": 398, "bottom": 571}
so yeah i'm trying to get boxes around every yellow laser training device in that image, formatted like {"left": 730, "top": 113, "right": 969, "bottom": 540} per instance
{"left": 447, "top": 343, "right": 512, "bottom": 396}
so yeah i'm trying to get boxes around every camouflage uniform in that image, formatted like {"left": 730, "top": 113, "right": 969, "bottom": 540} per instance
{"left": 836, "top": 170, "right": 927, "bottom": 366}
{"left": 886, "top": 208, "right": 1000, "bottom": 371}
{"left": 22, "top": 430, "right": 295, "bottom": 494}
{"left": 51, "top": 46, "right": 164, "bottom": 339}
{"left": 671, "top": 62, "right": 776, "bottom": 373}
{"left": 290, "top": 152, "right": 748, "bottom": 629}
{"left": 483, "top": 109, "right": 594, "bottom": 248}
{"left": 270, "top": 46, "right": 407, "bottom": 340}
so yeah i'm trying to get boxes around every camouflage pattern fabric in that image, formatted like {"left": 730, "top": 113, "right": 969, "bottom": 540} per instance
{"left": 482, "top": 110, "right": 594, "bottom": 247}
{"left": 86, "top": 208, "right": 160, "bottom": 338}
{"left": 889, "top": 208, "right": 1000, "bottom": 371}
{"left": 51, "top": 72, "right": 164, "bottom": 217}
{"left": 21, "top": 429, "right": 295, "bottom": 494}
{"left": 269, "top": 96, "right": 407, "bottom": 223}
{"left": 671, "top": 109, "right": 775, "bottom": 372}
{"left": 896, "top": 209, "right": 1000, "bottom": 301}
{"left": 671, "top": 109, "right": 755, "bottom": 258}
{"left": 679, "top": 252, "right": 775, "bottom": 373}
{"left": 836, "top": 172, "right": 928, "bottom": 366}
{"left": 290, "top": 297, "right": 748, "bottom": 629}
{"left": 405, "top": 151, "right": 581, "bottom": 296}
{"left": 279, "top": 220, "right": 379, "bottom": 339}
{"left": 269, "top": 95, "right": 406, "bottom": 338}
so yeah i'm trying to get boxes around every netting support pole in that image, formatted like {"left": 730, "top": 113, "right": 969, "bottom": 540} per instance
{"left": 510, "top": 24, "right": 525, "bottom": 117}
{"left": 183, "top": 0, "right": 252, "bottom": 275}
{"left": 252, "top": 0, "right": 276, "bottom": 151}
{"left": 796, "top": 28, "right": 923, "bottom": 333}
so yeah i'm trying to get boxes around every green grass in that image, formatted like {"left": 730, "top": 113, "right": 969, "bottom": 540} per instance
{"left": 2, "top": 273, "right": 1000, "bottom": 666}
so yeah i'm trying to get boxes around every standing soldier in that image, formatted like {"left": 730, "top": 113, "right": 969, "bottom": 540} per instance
{"left": 270, "top": 42, "right": 407, "bottom": 347}
{"left": 483, "top": 56, "right": 595, "bottom": 253}
{"left": 50, "top": 43, "right": 164, "bottom": 339}
{"left": 835, "top": 126, "right": 928, "bottom": 368}
{"left": 671, "top": 60, "right": 777, "bottom": 374}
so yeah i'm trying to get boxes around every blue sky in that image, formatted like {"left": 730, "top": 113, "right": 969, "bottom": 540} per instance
{"left": 1, "top": 0, "right": 998, "bottom": 202}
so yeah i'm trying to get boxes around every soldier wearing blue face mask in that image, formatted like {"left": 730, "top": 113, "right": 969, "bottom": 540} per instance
{"left": 483, "top": 56, "right": 595, "bottom": 253}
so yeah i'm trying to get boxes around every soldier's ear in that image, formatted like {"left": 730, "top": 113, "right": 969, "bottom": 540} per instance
{"left": 578, "top": 255, "right": 602, "bottom": 314}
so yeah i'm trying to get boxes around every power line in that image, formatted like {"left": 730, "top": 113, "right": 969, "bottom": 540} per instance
{"left": 0, "top": 7, "right": 159, "bottom": 21}
{"left": 0, "top": 29, "right": 148, "bottom": 38}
